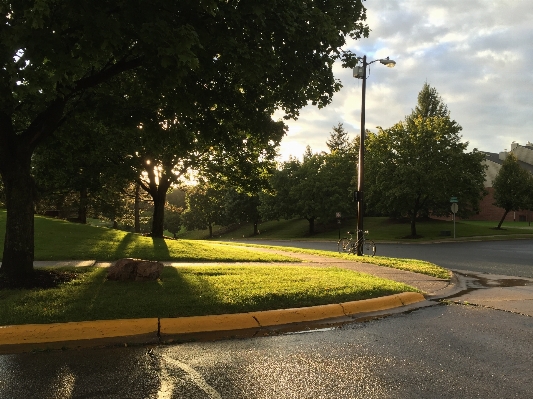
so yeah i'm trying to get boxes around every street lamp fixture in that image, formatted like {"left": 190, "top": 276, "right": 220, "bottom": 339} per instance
{"left": 353, "top": 55, "right": 396, "bottom": 255}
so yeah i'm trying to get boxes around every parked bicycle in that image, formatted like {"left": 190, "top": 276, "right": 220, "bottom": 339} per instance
{"left": 337, "top": 230, "right": 376, "bottom": 256}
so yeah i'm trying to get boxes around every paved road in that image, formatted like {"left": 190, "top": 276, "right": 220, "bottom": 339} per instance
{"left": 2, "top": 302, "right": 533, "bottom": 398}
{"left": 235, "top": 239, "right": 533, "bottom": 278}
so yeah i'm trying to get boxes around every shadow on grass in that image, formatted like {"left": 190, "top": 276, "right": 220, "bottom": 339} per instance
{"left": 151, "top": 237, "right": 170, "bottom": 260}
{"left": 82, "top": 266, "right": 222, "bottom": 319}
{"left": 113, "top": 233, "right": 136, "bottom": 260}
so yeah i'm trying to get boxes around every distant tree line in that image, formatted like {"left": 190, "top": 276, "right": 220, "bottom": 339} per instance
{"left": 32, "top": 84, "right": 508, "bottom": 239}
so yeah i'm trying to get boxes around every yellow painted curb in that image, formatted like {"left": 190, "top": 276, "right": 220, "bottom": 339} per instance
{"left": 397, "top": 292, "right": 426, "bottom": 305}
{"left": 0, "top": 318, "right": 158, "bottom": 346}
{"left": 160, "top": 313, "right": 259, "bottom": 335}
{"left": 341, "top": 292, "right": 424, "bottom": 316}
{"left": 0, "top": 292, "right": 426, "bottom": 351}
{"left": 251, "top": 303, "right": 345, "bottom": 326}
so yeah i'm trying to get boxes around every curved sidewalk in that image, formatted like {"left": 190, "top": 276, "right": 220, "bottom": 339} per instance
{"left": 0, "top": 253, "right": 454, "bottom": 353}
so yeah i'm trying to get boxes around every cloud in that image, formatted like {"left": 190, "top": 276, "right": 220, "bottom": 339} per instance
{"left": 276, "top": 0, "right": 533, "bottom": 160}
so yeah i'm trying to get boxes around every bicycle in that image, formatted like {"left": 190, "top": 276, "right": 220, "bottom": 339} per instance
{"left": 337, "top": 230, "right": 376, "bottom": 256}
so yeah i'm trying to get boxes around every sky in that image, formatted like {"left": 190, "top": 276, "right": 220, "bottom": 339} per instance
{"left": 275, "top": 0, "right": 533, "bottom": 161}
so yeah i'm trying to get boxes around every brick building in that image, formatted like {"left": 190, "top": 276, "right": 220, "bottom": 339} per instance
{"left": 469, "top": 142, "right": 533, "bottom": 222}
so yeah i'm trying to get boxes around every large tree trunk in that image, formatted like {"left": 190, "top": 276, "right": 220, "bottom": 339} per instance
{"left": 497, "top": 210, "right": 509, "bottom": 229}
{"left": 253, "top": 220, "right": 259, "bottom": 235}
{"left": 208, "top": 222, "right": 213, "bottom": 238}
{"left": 0, "top": 156, "right": 35, "bottom": 277}
{"left": 151, "top": 190, "right": 167, "bottom": 238}
{"left": 141, "top": 165, "right": 171, "bottom": 238}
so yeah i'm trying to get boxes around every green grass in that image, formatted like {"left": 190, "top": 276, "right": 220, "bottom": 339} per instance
{"left": 217, "top": 243, "right": 450, "bottom": 279}
{"left": 0, "top": 209, "right": 448, "bottom": 326}
{"left": 0, "top": 210, "right": 295, "bottom": 262}
{"left": 0, "top": 265, "right": 418, "bottom": 326}
{"left": 184, "top": 216, "right": 533, "bottom": 241}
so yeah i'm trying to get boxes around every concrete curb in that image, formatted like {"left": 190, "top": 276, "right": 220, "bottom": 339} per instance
{"left": 0, "top": 292, "right": 425, "bottom": 353}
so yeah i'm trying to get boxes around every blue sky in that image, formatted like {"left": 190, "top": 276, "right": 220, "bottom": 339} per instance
{"left": 275, "top": 0, "right": 533, "bottom": 160}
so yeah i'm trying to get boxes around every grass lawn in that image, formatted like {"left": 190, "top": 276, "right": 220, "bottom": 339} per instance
{"left": 0, "top": 209, "right": 450, "bottom": 326}
{"left": 218, "top": 243, "right": 450, "bottom": 279}
{"left": 0, "top": 210, "right": 295, "bottom": 263}
{"left": 185, "top": 217, "right": 533, "bottom": 241}
{"left": 0, "top": 265, "right": 418, "bottom": 326}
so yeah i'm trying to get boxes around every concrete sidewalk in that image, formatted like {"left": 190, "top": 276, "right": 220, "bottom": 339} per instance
{"left": 0, "top": 252, "right": 455, "bottom": 353}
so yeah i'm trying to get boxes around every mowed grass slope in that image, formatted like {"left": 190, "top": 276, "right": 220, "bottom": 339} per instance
{"left": 0, "top": 210, "right": 295, "bottom": 262}
{"left": 188, "top": 217, "right": 533, "bottom": 241}
{"left": 0, "top": 209, "right": 446, "bottom": 326}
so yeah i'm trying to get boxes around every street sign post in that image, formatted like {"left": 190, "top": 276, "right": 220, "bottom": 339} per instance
{"left": 451, "top": 203, "right": 458, "bottom": 238}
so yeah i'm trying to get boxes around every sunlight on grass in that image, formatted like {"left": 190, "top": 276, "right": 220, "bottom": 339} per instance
{"left": 0, "top": 266, "right": 418, "bottom": 325}
{"left": 217, "top": 242, "right": 450, "bottom": 279}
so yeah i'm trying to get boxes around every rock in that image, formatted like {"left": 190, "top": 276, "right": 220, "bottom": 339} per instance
{"left": 107, "top": 258, "right": 164, "bottom": 281}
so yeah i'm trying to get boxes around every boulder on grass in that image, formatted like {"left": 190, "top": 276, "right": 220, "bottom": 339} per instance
{"left": 107, "top": 258, "right": 164, "bottom": 281}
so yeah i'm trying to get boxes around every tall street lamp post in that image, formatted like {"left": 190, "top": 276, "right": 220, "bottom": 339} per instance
{"left": 353, "top": 55, "right": 396, "bottom": 255}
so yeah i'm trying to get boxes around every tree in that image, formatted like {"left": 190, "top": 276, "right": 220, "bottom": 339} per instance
{"left": 260, "top": 130, "right": 356, "bottom": 234}
{"left": 182, "top": 183, "right": 226, "bottom": 238}
{"left": 365, "top": 84, "right": 487, "bottom": 237}
{"left": 0, "top": 0, "right": 370, "bottom": 277}
{"left": 327, "top": 123, "right": 353, "bottom": 154}
{"left": 493, "top": 153, "right": 533, "bottom": 229}
{"left": 32, "top": 107, "right": 136, "bottom": 223}
{"left": 164, "top": 204, "right": 183, "bottom": 238}
{"left": 259, "top": 158, "right": 301, "bottom": 222}
{"left": 223, "top": 188, "right": 262, "bottom": 236}
{"left": 407, "top": 82, "right": 450, "bottom": 121}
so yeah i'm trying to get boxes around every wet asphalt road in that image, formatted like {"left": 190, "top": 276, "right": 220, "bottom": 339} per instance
{"left": 1, "top": 303, "right": 533, "bottom": 398}
{"left": 237, "top": 239, "right": 533, "bottom": 278}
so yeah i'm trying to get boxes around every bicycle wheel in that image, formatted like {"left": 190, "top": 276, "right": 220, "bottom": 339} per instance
{"left": 362, "top": 240, "right": 376, "bottom": 257}
{"left": 338, "top": 238, "right": 350, "bottom": 253}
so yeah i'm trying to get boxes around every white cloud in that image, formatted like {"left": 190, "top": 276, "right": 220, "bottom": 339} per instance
{"left": 276, "top": 0, "right": 533, "bottom": 160}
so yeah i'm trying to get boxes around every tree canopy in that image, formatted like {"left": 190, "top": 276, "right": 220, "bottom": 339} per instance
{"left": 260, "top": 125, "right": 357, "bottom": 234}
{"left": 364, "top": 84, "right": 486, "bottom": 237}
{"left": 492, "top": 153, "right": 533, "bottom": 229}
{"left": 0, "top": 0, "right": 369, "bottom": 277}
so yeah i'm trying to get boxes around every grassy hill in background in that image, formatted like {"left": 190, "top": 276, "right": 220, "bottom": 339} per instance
{"left": 178, "top": 217, "right": 533, "bottom": 241}
{"left": 0, "top": 209, "right": 294, "bottom": 262}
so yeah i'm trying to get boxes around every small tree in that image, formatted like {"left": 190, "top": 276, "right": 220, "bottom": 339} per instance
{"left": 493, "top": 153, "right": 533, "bottom": 229}
{"left": 223, "top": 188, "right": 262, "bottom": 236}
{"left": 164, "top": 205, "right": 183, "bottom": 238}
{"left": 260, "top": 136, "right": 356, "bottom": 235}
{"left": 182, "top": 183, "right": 225, "bottom": 238}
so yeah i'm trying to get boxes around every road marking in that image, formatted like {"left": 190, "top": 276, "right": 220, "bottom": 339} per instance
{"left": 158, "top": 354, "right": 222, "bottom": 399}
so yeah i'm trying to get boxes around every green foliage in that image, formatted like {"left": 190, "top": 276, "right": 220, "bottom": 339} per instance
{"left": 493, "top": 153, "right": 533, "bottom": 228}
{"left": 222, "top": 188, "right": 261, "bottom": 234}
{"left": 327, "top": 123, "right": 356, "bottom": 156}
{"left": 182, "top": 183, "right": 226, "bottom": 237}
{"left": 32, "top": 108, "right": 135, "bottom": 222}
{"left": 0, "top": 0, "right": 370, "bottom": 274}
{"left": 365, "top": 84, "right": 486, "bottom": 237}
{"left": 163, "top": 205, "right": 183, "bottom": 238}
{"left": 260, "top": 125, "right": 357, "bottom": 234}
{"left": 0, "top": 180, "right": 4, "bottom": 207}
{"left": 0, "top": 265, "right": 416, "bottom": 325}
{"left": 407, "top": 82, "right": 450, "bottom": 121}
{"left": 196, "top": 216, "right": 533, "bottom": 242}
